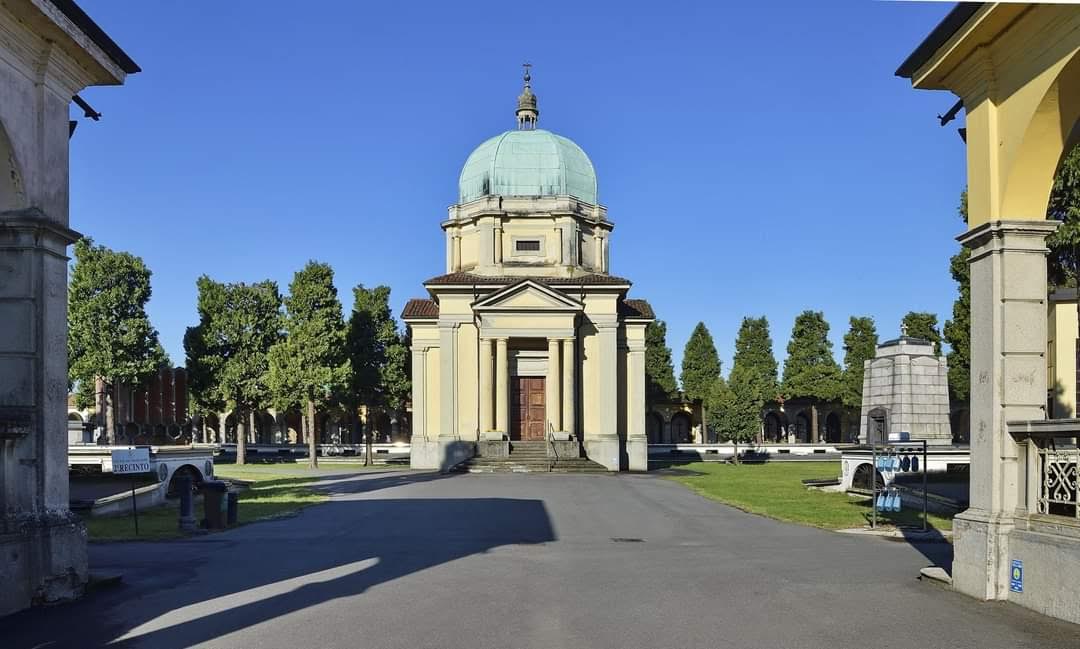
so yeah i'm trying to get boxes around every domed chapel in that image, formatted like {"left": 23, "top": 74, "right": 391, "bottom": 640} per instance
{"left": 402, "top": 68, "right": 654, "bottom": 471}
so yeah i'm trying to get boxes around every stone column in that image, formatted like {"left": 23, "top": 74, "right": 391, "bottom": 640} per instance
{"left": 479, "top": 338, "right": 493, "bottom": 433}
{"left": 547, "top": 338, "right": 561, "bottom": 433}
{"left": 627, "top": 337, "right": 648, "bottom": 471}
{"left": 562, "top": 337, "right": 575, "bottom": 437}
{"left": 411, "top": 347, "right": 426, "bottom": 442}
{"left": 952, "top": 220, "right": 1058, "bottom": 601}
{"left": 587, "top": 321, "right": 621, "bottom": 470}
{"left": 438, "top": 323, "right": 458, "bottom": 440}
{"left": 496, "top": 338, "right": 509, "bottom": 434}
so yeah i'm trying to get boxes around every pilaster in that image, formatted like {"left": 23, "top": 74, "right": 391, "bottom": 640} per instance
{"left": 627, "top": 337, "right": 648, "bottom": 471}
{"left": 952, "top": 219, "right": 1057, "bottom": 601}
{"left": 547, "top": 338, "right": 561, "bottom": 433}
{"left": 562, "top": 337, "right": 575, "bottom": 437}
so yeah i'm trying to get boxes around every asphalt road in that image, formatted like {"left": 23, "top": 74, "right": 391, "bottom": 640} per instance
{"left": 4, "top": 469, "right": 1077, "bottom": 649}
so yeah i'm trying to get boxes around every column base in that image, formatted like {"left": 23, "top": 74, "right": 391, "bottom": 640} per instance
{"left": 584, "top": 435, "right": 621, "bottom": 471}
{"left": 0, "top": 511, "right": 88, "bottom": 617}
{"left": 409, "top": 438, "right": 476, "bottom": 472}
{"left": 626, "top": 435, "right": 648, "bottom": 471}
{"left": 952, "top": 507, "right": 1015, "bottom": 601}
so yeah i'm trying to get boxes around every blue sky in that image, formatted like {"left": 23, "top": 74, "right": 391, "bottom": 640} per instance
{"left": 71, "top": 0, "right": 962, "bottom": 377}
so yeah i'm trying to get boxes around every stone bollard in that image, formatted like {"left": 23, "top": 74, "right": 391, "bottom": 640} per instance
{"left": 177, "top": 475, "right": 197, "bottom": 532}
{"left": 225, "top": 491, "right": 238, "bottom": 527}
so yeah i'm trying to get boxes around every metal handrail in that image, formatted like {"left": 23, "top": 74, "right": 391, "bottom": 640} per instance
{"left": 547, "top": 423, "right": 558, "bottom": 471}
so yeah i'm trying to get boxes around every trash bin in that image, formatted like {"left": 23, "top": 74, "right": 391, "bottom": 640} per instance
{"left": 202, "top": 480, "right": 228, "bottom": 529}
{"left": 226, "top": 490, "right": 239, "bottom": 527}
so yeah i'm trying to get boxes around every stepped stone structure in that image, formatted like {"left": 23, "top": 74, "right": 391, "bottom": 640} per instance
{"left": 858, "top": 328, "right": 952, "bottom": 446}
{"left": 0, "top": 0, "right": 138, "bottom": 616}
{"left": 403, "top": 67, "right": 653, "bottom": 472}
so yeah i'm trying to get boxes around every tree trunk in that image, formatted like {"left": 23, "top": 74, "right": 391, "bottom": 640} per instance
{"left": 810, "top": 403, "right": 820, "bottom": 444}
{"left": 365, "top": 409, "right": 374, "bottom": 467}
{"left": 307, "top": 398, "right": 318, "bottom": 469}
{"left": 106, "top": 381, "right": 117, "bottom": 445}
{"left": 732, "top": 438, "right": 740, "bottom": 465}
{"left": 236, "top": 407, "right": 246, "bottom": 465}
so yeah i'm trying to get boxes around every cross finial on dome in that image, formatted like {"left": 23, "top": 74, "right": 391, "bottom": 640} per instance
{"left": 517, "top": 63, "right": 538, "bottom": 130}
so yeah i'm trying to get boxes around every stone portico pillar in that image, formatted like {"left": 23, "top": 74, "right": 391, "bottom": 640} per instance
{"left": 952, "top": 220, "right": 1058, "bottom": 601}
{"left": 627, "top": 338, "right": 648, "bottom": 471}
{"left": 562, "top": 338, "right": 575, "bottom": 437}
{"left": 495, "top": 338, "right": 509, "bottom": 434}
{"left": 479, "top": 338, "right": 493, "bottom": 433}
{"left": 587, "top": 321, "right": 621, "bottom": 470}
{"left": 547, "top": 338, "right": 561, "bottom": 433}
{"left": 411, "top": 347, "right": 427, "bottom": 442}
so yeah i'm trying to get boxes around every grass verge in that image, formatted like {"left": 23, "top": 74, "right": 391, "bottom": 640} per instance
{"left": 82, "top": 464, "right": 389, "bottom": 541}
{"left": 666, "top": 461, "right": 953, "bottom": 531}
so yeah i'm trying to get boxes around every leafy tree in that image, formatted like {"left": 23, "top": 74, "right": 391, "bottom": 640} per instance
{"left": 185, "top": 277, "right": 282, "bottom": 464}
{"left": 709, "top": 374, "right": 758, "bottom": 463}
{"left": 348, "top": 284, "right": 411, "bottom": 460}
{"left": 68, "top": 238, "right": 168, "bottom": 443}
{"left": 1046, "top": 145, "right": 1080, "bottom": 288}
{"left": 943, "top": 190, "right": 970, "bottom": 401}
{"left": 840, "top": 316, "right": 878, "bottom": 409}
{"left": 901, "top": 312, "right": 941, "bottom": 355}
{"left": 268, "top": 262, "right": 350, "bottom": 468}
{"left": 782, "top": 311, "right": 842, "bottom": 442}
{"left": 645, "top": 320, "right": 678, "bottom": 400}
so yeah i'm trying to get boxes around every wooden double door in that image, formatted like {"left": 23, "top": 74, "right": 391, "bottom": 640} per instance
{"left": 510, "top": 376, "right": 546, "bottom": 441}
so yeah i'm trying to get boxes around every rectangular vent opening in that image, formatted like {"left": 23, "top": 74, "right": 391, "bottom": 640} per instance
{"left": 515, "top": 239, "right": 541, "bottom": 252}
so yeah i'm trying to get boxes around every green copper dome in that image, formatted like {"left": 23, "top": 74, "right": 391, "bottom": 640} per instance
{"left": 458, "top": 129, "right": 598, "bottom": 205}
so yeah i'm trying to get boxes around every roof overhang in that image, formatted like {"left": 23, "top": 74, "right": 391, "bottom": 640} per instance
{"left": 896, "top": 3, "right": 1028, "bottom": 90}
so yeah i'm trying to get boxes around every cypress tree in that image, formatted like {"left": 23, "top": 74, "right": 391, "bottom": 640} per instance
{"left": 681, "top": 322, "right": 721, "bottom": 403}
{"left": 645, "top": 320, "right": 678, "bottom": 400}
{"left": 841, "top": 316, "right": 878, "bottom": 409}
{"left": 782, "top": 311, "right": 842, "bottom": 402}
{"left": 943, "top": 190, "right": 970, "bottom": 401}
{"left": 901, "top": 312, "right": 942, "bottom": 355}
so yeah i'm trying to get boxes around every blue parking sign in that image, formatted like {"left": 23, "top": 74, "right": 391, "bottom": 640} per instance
{"left": 1010, "top": 560, "right": 1023, "bottom": 593}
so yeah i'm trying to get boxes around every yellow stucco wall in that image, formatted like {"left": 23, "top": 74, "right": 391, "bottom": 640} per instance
{"left": 1048, "top": 296, "right": 1078, "bottom": 418}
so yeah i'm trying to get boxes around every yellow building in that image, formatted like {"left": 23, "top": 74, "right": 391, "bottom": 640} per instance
{"left": 1047, "top": 290, "right": 1078, "bottom": 419}
{"left": 900, "top": 2, "right": 1080, "bottom": 623}
{"left": 403, "top": 70, "right": 653, "bottom": 471}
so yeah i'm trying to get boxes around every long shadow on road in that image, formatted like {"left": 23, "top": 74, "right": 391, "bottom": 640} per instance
{"left": 3, "top": 470, "right": 556, "bottom": 649}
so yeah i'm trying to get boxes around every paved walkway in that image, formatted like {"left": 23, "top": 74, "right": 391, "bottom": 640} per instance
{"left": 4, "top": 470, "right": 1077, "bottom": 648}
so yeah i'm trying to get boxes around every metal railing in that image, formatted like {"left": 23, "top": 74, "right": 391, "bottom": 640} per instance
{"left": 1009, "top": 420, "right": 1080, "bottom": 520}
{"left": 547, "top": 422, "right": 558, "bottom": 472}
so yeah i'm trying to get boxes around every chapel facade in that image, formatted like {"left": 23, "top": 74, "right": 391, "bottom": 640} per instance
{"left": 403, "top": 70, "right": 653, "bottom": 471}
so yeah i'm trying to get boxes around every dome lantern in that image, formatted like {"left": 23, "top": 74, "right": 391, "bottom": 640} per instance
{"left": 516, "top": 63, "right": 539, "bottom": 130}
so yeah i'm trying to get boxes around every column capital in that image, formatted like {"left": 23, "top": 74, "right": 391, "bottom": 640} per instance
{"left": 957, "top": 220, "right": 1060, "bottom": 255}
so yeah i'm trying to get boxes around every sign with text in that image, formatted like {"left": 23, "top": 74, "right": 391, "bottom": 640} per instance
{"left": 1010, "top": 559, "right": 1024, "bottom": 593}
{"left": 111, "top": 448, "right": 151, "bottom": 475}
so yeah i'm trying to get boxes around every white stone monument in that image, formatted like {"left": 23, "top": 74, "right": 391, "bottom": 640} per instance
{"left": 859, "top": 326, "right": 953, "bottom": 446}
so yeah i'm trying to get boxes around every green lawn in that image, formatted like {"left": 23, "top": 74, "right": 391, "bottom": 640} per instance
{"left": 84, "top": 464, "right": 390, "bottom": 541}
{"left": 666, "top": 461, "right": 953, "bottom": 532}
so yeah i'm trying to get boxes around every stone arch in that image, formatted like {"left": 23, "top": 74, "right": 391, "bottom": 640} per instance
{"left": 646, "top": 412, "right": 664, "bottom": 444}
{"left": 1000, "top": 51, "right": 1080, "bottom": 220}
{"left": 851, "top": 463, "right": 885, "bottom": 490}
{"left": 255, "top": 411, "right": 275, "bottom": 444}
{"left": 0, "top": 118, "right": 25, "bottom": 211}
{"left": 824, "top": 411, "right": 842, "bottom": 444}
{"left": 763, "top": 411, "right": 784, "bottom": 442}
{"left": 794, "top": 411, "right": 812, "bottom": 443}
{"left": 670, "top": 412, "right": 691, "bottom": 443}
{"left": 67, "top": 412, "right": 83, "bottom": 423}
{"left": 370, "top": 411, "right": 392, "bottom": 444}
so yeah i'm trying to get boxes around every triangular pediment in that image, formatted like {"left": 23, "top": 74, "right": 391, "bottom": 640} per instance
{"left": 472, "top": 279, "right": 583, "bottom": 312}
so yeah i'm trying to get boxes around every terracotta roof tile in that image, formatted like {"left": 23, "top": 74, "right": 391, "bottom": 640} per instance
{"left": 402, "top": 298, "right": 439, "bottom": 319}
{"left": 424, "top": 272, "right": 632, "bottom": 286}
{"left": 620, "top": 299, "right": 655, "bottom": 320}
